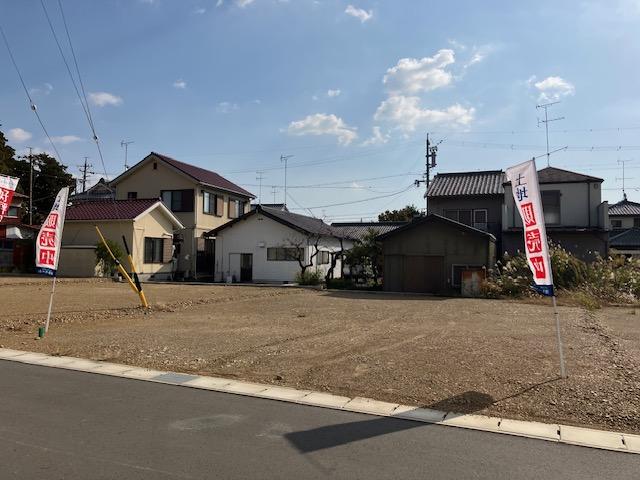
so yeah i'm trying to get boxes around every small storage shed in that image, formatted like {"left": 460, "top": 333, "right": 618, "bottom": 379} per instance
{"left": 377, "top": 214, "right": 496, "bottom": 294}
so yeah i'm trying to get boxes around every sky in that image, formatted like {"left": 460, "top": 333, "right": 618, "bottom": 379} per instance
{"left": 1, "top": 0, "right": 640, "bottom": 221}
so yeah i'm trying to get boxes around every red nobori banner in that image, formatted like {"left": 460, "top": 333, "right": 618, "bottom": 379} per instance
{"left": 505, "top": 159, "right": 554, "bottom": 296}
{"left": 0, "top": 175, "right": 19, "bottom": 223}
{"left": 36, "top": 187, "right": 69, "bottom": 276}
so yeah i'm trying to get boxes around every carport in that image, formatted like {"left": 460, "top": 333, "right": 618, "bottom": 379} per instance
{"left": 377, "top": 214, "right": 496, "bottom": 294}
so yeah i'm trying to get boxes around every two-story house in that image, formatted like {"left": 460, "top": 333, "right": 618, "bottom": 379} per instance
{"left": 502, "top": 167, "right": 609, "bottom": 259}
{"left": 608, "top": 195, "right": 640, "bottom": 256}
{"left": 110, "top": 152, "right": 255, "bottom": 279}
{"left": 426, "top": 170, "right": 505, "bottom": 248}
{"left": 427, "top": 166, "right": 610, "bottom": 260}
{"left": 0, "top": 192, "right": 37, "bottom": 272}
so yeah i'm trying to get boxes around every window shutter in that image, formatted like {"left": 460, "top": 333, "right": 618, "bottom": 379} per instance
{"left": 162, "top": 238, "right": 173, "bottom": 263}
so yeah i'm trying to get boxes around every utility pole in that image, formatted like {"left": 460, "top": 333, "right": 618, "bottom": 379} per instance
{"left": 256, "top": 171, "right": 264, "bottom": 205}
{"left": 28, "top": 146, "right": 33, "bottom": 225}
{"left": 536, "top": 101, "right": 564, "bottom": 167}
{"left": 415, "top": 133, "right": 438, "bottom": 213}
{"left": 616, "top": 159, "right": 633, "bottom": 200}
{"left": 271, "top": 186, "right": 278, "bottom": 205}
{"left": 120, "top": 140, "right": 134, "bottom": 170}
{"left": 280, "top": 154, "right": 293, "bottom": 207}
{"left": 78, "top": 156, "right": 94, "bottom": 193}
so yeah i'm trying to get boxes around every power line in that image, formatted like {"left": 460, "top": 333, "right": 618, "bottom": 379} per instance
{"left": 288, "top": 184, "right": 417, "bottom": 211}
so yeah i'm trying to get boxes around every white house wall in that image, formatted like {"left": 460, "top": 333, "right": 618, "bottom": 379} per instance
{"left": 214, "top": 213, "right": 351, "bottom": 283}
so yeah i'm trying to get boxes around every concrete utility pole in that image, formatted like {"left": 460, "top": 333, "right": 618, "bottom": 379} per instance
{"left": 536, "top": 101, "right": 564, "bottom": 167}
{"left": 28, "top": 146, "right": 33, "bottom": 225}
{"left": 78, "top": 156, "right": 94, "bottom": 193}
{"left": 415, "top": 133, "right": 438, "bottom": 213}
{"left": 280, "top": 154, "right": 293, "bottom": 207}
{"left": 121, "top": 140, "right": 134, "bottom": 170}
{"left": 271, "top": 186, "right": 278, "bottom": 205}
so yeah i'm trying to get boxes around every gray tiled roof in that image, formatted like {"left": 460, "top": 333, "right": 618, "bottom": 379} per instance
{"left": 427, "top": 170, "right": 505, "bottom": 197}
{"left": 331, "top": 222, "right": 407, "bottom": 241}
{"left": 536, "top": 167, "right": 603, "bottom": 184}
{"left": 609, "top": 200, "right": 640, "bottom": 216}
{"left": 610, "top": 228, "right": 640, "bottom": 248}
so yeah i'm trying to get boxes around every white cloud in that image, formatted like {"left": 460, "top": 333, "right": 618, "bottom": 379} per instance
{"left": 530, "top": 76, "right": 575, "bottom": 103}
{"left": 235, "top": 0, "right": 255, "bottom": 7}
{"left": 465, "top": 44, "right": 495, "bottom": 67}
{"left": 286, "top": 113, "right": 358, "bottom": 145}
{"left": 216, "top": 101, "right": 239, "bottom": 113}
{"left": 312, "top": 95, "right": 319, "bottom": 101}
{"left": 350, "top": 182, "right": 365, "bottom": 189}
{"left": 29, "top": 83, "right": 53, "bottom": 97}
{"left": 173, "top": 79, "right": 187, "bottom": 89}
{"left": 88, "top": 92, "right": 123, "bottom": 107}
{"left": 193, "top": 7, "right": 206, "bottom": 14}
{"left": 7, "top": 128, "right": 32, "bottom": 143}
{"left": 51, "top": 135, "right": 83, "bottom": 145}
{"left": 327, "top": 89, "right": 341, "bottom": 98}
{"left": 345, "top": 5, "right": 373, "bottom": 22}
{"left": 216, "top": 0, "right": 224, "bottom": 6}
{"left": 383, "top": 49, "right": 455, "bottom": 95}
{"left": 361, "top": 126, "right": 390, "bottom": 146}
{"left": 374, "top": 95, "right": 474, "bottom": 133}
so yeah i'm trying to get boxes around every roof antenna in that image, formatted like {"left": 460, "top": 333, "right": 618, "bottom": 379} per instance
{"left": 616, "top": 159, "right": 632, "bottom": 200}
{"left": 121, "top": 139, "right": 134, "bottom": 170}
{"left": 536, "top": 101, "right": 564, "bottom": 168}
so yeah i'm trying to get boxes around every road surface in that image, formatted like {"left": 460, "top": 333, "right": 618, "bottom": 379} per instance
{"left": 0, "top": 361, "right": 637, "bottom": 479}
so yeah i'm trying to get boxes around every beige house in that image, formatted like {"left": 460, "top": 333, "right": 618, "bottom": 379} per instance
{"left": 59, "top": 198, "right": 184, "bottom": 280}
{"left": 110, "top": 152, "right": 254, "bottom": 279}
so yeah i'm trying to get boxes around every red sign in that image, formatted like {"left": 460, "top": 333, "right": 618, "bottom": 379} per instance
{"left": 0, "top": 175, "right": 19, "bottom": 223}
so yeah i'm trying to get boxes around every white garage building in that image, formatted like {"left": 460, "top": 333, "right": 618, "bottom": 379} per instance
{"left": 209, "top": 205, "right": 353, "bottom": 283}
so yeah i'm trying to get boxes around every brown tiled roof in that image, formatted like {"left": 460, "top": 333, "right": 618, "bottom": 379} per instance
{"left": 66, "top": 199, "right": 160, "bottom": 221}
{"left": 427, "top": 170, "right": 505, "bottom": 197}
{"left": 536, "top": 167, "right": 603, "bottom": 184}
{"left": 152, "top": 152, "right": 254, "bottom": 198}
{"left": 609, "top": 199, "right": 640, "bottom": 216}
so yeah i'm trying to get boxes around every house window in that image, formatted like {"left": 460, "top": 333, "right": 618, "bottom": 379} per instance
{"left": 317, "top": 250, "right": 330, "bottom": 265}
{"left": 541, "top": 190, "right": 561, "bottom": 225}
{"left": 444, "top": 209, "right": 481, "bottom": 228}
{"left": 7, "top": 206, "right": 18, "bottom": 218}
{"left": 634, "top": 218, "right": 640, "bottom": 228}
{"left": 203, "top": 191, "right": 221, "bottom": 215}
{"left": 161, "top": 189, "right": 194, "bottom": 212}
{"left": 228, "top": 199, "right": 246, "bottom": 219}
{"left": 153, "top": 162, "right": 158, "bottom": 170}
{"left": 127, "top": 191, "right": 137, "bottom": 200}
{"left": 473, "top": 209, "right": 488, "bottom": 231}
{"left": 267, "top": 247, "right": 304, "bottom": 261}
{"left": 144, "top": 237, "right": 163, "bottom": 263}
{"left": 611, "top": 219, "right": 623, "bottom": 229}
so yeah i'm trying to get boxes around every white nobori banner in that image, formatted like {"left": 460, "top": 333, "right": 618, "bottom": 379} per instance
{"left": 36, "top": 187, "right": 69, "bottom": 276}
{"left": 505, "top": 159, "right": 554, "bottom": 296}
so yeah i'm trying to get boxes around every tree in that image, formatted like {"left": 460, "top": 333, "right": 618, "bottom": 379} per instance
{"left": 325, "top": 237, "right": 345, "bottom": 284}
{"left": 0, "top": 128, "right": 16, "bottom": 174}
{"left": 95, "top": 239, "right": 124, "bottom": 276}
{"left": 378, "top": 204, "right": 420, "bottom": 222}
{"left": 345, "top": 228, "right": 383, "bottom": 285}
{"left": 286, "top": 234, "right": 320, "bottom": 276}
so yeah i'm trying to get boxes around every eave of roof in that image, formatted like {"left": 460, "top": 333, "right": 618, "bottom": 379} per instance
{"left": 376, "top": 214, "right": 496, "bottom": 241}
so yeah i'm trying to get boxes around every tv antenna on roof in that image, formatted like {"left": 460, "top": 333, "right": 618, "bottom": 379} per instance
{"left": 616, "top": 159, "right": 633, "bottom": 200}
{"left": 120, "top": 139, "right": 134, "bottom": 170}
{"left": 536, "top": 101, "right": 564, "bottom": 168}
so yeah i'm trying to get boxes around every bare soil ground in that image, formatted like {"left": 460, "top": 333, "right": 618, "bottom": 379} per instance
{"left": 1, "top": 277, "right": 639, "bottom": 434}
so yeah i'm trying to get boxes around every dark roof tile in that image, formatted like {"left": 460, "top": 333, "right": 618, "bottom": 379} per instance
{"left": 609, "top": 199, "right": 640, "bottom": 216}
{"left": 610, "top": 228, "right": 640, "bottom": 248}
{"left": 66, "top": 199, "right": 160, "bottom": 221}
{"left": 331, "top": 222, "right": 407, "bottom": 241}
{"left": 427, "top": 170, "right": 505, "bottom": 197}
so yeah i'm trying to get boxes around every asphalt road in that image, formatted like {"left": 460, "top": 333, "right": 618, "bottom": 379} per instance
{"left": 1, "top": 361, "right": 638, "bottom": 479}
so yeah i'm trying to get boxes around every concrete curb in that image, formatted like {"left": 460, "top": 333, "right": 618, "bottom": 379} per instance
{"left": 1, "top": 347, "right": 637, "bottom": 455}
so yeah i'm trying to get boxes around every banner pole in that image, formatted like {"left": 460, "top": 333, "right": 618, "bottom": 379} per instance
{"left": 44, "top": 276, "right": 57, "bottom": 333}
{"left": 551, "top": 295, "right": 567, "bottom": 378}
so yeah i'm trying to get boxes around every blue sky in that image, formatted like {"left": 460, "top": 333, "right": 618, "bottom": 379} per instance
{"left": 1, "top": 0, "right": 639, "bottom": 221}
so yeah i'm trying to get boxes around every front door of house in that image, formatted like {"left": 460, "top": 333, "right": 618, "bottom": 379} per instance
{"left": 240, "top": 253, "right": 253, "bottom": 282}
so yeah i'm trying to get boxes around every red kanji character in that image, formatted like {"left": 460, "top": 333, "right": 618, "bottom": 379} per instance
{"left": 0, "top": 188, "right": 9, "bottom": 202}
{"left": 525, "top": 229, "right": 542, "bottom": 254}
{"left": 39, "top": 248, "right": 56, "bottom": 267}
{"left": 39, "top": 230, "right": 56, "bottom": 247}
{"left": 521, "top": 202, "right": 536, "bottom": 227}
{"left": 0, "top": 202, "right": 7, "bottom": 216}
{"left": 44, "top": 213, "right": 59, "bottom": 229}
{"left": 530, "top": 256, "right": 546, "bottom": 280}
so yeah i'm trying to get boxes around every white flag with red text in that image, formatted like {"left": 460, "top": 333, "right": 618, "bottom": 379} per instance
{"left": 0, "top": 175, "right": 19, "bottom": 223}
{"left": 36, "top": 187, "right": 69, "bottom": 276}
{"left": 505, "top": 159, "right": 554, "bottom": 296}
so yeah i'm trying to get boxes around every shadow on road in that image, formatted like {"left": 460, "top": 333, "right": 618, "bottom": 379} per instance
{"left": 286, "top": 379, "right": 562, "bottom": 453}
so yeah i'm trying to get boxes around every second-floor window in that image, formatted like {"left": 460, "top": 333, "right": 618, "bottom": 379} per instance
{"left": 612, "top": 219, "right": 623, "bottom": 229}
{"left": 444, "top": 209, "right": 488, "bottom": 231}
{"left": 228, "top": 199, "right": 246, "bottom": 218}
{"left": 541, "top": 190, "right": 561, "bottom": 225}
{"left": 161, "top": 189, "right": 194, "bottom": 213}
{"left": 203, "top": 191, "right": 223, "bottom": 216}
{"left": 7, "top": 206, "right": 18, "bottom": 218}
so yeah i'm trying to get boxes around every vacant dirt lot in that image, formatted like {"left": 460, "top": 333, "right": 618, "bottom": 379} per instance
{"left": 1, "top": 277, "right": 639, "bottom": 434}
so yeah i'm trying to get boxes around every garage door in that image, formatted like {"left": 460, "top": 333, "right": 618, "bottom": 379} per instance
{"left": 403, "top": 255, "right": 444, "bottom": 293}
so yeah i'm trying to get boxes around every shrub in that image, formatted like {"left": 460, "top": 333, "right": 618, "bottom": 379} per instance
{"left": 95, "top": 239, "right": 125, "bottom": 276}
{"left": 326, "top": 278, "right": 354, "bottom": 290}
{"left": 295, "top": 270, "right": 322, "bottom": 286}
